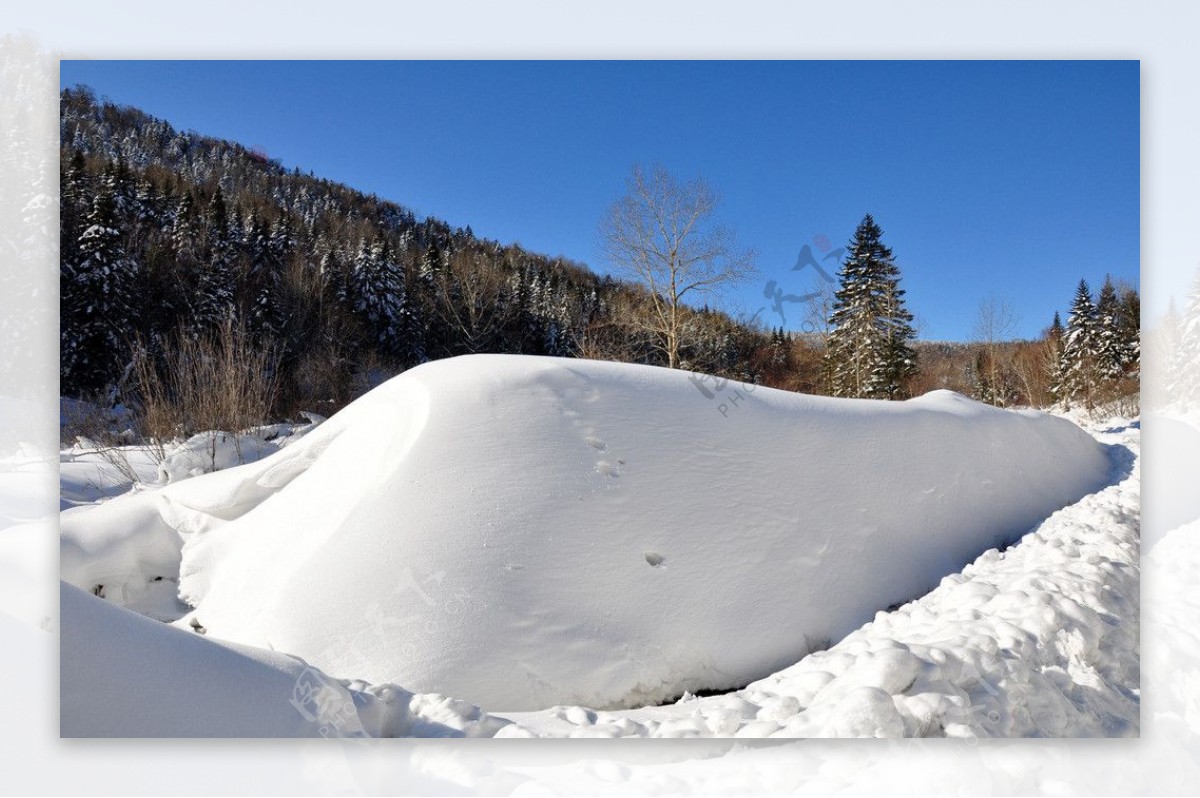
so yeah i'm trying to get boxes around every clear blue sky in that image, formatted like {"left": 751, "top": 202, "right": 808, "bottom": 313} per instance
{"left": 60, "top": 60, "right": 1139, "bottom": 341}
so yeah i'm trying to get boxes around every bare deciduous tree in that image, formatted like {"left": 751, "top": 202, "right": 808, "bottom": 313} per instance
{"left": 435, "top": 249, "right": 515, "bottom": 354}
{"left": 600, "top": 164, "right": 756, "bottom": 368}
{"left": 1011, "top": 339, "right": 1054, "bottom": 408}
{"left": 972, "top": 295, "right": 1019, "bottom": 405}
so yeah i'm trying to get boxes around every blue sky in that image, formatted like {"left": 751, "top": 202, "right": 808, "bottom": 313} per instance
{"left": 60, "top": 60, "right": 1139, "bottom": 341}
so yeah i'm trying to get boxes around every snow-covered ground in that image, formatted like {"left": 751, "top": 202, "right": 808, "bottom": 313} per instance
{"left": 60, "top": 409, "right": 322, "bottom": 510}
{"left": 57, "top": 355, "right": 1135, "bottom": 737}
{"left": 499, "top": 414, "right": 1139, "bottom": 738}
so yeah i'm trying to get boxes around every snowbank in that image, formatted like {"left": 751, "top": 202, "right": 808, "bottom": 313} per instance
{"left": 165, "top": 355, "right": 1108, "bottom": 710}
{"left": 65, "top": 355, "right": 1110, "bottom": 711}
{"left": 499, "top": 417, "right": 1139, "bottom": 737}
{"left": 60, "top": 417, "right": 321, "bottom": 510}
{"left": 60, "top": 418, "right": 322, "bottom": 615}
{"left": 60, "top": 581, "right": 509, "bottom": 738}
{"left": 58, "top": 415, "right": 1137, "bottom": 739}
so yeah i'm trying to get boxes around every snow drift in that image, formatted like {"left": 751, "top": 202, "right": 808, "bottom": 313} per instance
{"left": 60, "top": 582, "right": 508, "bottom": 737}
{"left": 66, "top": 355, "right": 1110, "bottom": 711}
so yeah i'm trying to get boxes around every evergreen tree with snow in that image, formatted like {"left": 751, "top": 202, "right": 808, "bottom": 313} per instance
{"left": 1047, "top": 311, "right": 1067, "bottom": 402}
{"left": 61, "top": 172, "right": 140, "bottom": 393}
{"left": 170, "top": 191, "right": 197, "bottom": 258}
{"left": 133, "top": 177, "right": 160, "bottom": 224}
{"left": 1060, "top": 280, "right": 1100, "bottom": 409}
{"left": 243, "top": 212, "right": 287, "bottom": 342}
{"left": 1116, "top": 285, "right": 1140, "bottom": 377}
{"left": 824, "top": 214, "right": 917, "bottom": 399}
{"left": 60, "top": 149, "right": 90, "bottom": 251}
{"left": 351, "top": 236, "right": 409, "bottom": 355}
{"left": 192, "top": 186, "right": 236, "bottom": 331}
{"left": 1095, "top": 276, "right": 1125, "bottom": 383}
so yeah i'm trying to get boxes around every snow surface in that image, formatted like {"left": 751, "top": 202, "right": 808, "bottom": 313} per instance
{"left": 60, "top": 581, "right": 509, "bottom": 738}
{"left": 61, "top": 354, "right": 1110, "bottom": 714}
{"left": 60, "top": 418, "right": 320, "bottom": 619}
{"left": 60, "top": 417, "right": 320, "bottom": 510}
{"left": 498, "top": 417, "right": 1139, "bottom": 737}
{"left": 56, "top": 407, "right": 1138, "bottom": 739}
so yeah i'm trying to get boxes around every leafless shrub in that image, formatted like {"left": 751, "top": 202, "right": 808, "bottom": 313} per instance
{"left": 291, "top": 342, "right": 357, "bottom": 417}
{"left": 60, "top": 398, "right": 145, "bottom": 485}
{"left": 130, "top": 318, "right": 279, "bottom": 468}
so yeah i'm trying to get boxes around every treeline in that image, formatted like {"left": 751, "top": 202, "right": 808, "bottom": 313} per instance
{"left": 59, "top": 86, "right": 766, "bottom": 419}
{"left": 924, "top": 276, "right": 1139, "bottom": 410}
{"left": 60, "top": 86, "right": 1139, "bottom": 431}
{"left": 1048, "top": 278, "right": 1140, "bottom": 410}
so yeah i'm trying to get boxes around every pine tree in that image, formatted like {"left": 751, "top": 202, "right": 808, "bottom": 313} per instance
{"left": 416, "top": 243, "right": 445, "bottom": 357}
{"left": 1095, "top": 276, "right": 1125, "bottom": 383}
{"left": 351, "top": 237, "right": 409, "bottom": 355}
{"left": 60, "top": 149, "right": 90, "bottom": 248}
{"left": 192, "top": 186, "right": 236, "bottom": 331}
{"left": 243, "top": 212, "right": 286, "bottom": 341}
{"left": 1116, "top": 285, "right": 1140, "bottom": 377}
{"left": 1061, "top": 280, "right": 1100, "bottom": 409}
{"left": 824, "top": 214, "right": 917, "bottom": 399}
{"left": 61, "top": 172, "right": 140, "bottom": 393}
{"left": 133, "top": 177, "right": 160, "bottom": 224}
{"left": 1047, "top": 311, "right": 1067, "bottom": 402}
{"left": 170, "top": 191, "right": 197, "bottom": 258}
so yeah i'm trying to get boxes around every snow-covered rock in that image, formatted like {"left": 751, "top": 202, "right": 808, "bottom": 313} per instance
{"left": 63, "top": 355, "right": 1110, "bottom": 711}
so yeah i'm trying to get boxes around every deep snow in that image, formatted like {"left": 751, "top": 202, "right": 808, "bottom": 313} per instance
{"left": 59, "top": 581, "right": 509, "bottom": 738}
{"left": 498, "top": 416, "right": 1139, "bottom": 737}
{"left": 55, "top": 411, "right": 1139, "bottom": 739}
{"left": 61, "top": 354, "right": 1111, "bottom": 715}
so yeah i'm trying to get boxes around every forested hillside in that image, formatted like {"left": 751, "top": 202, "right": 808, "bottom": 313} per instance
{"left": 59, "top": 86, "right": 763, "bottom": 417}
{"left": 59, "top": 85, "right": 1138, "bottom": 427}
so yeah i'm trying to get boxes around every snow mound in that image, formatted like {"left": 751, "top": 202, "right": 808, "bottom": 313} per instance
{"left": 497, "top": 418, "right": 1139, "bottom": 737}
{"left": 60, "top": 582, "right": 509, "bottom": 738}
{"left": 60, "top": 418, "right": 322, "bottom": 615}
{"left": 79, "top": 355, "right": 1110, "bottom": 711}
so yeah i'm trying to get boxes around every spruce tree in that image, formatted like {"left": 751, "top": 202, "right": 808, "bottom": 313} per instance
{"left": 243, "top": 212, "right": 286, "bottom": 341}
{"left": 170, "top": 192, "right": 197, "bottom": 258}
{"left": 1116, "top": 286, "right": 1140, "bottom": 377}
{"left": 62, "top": 174, "right": 139, "bottom": 393}
{"left": 1047, "top": 311, "right": 1067, "bottom": 402}
{"left": 192, "top": 186, "right": 236, "bottom": 330}
{"left": 1061, "top": 280, "right": 1100, "bottom": 409}
{"left": 60, "top": 149, "right": 90, "bottom": 253}
{"left": 352, "top": 237, "right": 408, "bottom": 354}
{"left": 1095, "top": 276, "right": 1125, "bottom": 382}
{"left": 824, "top": 214, "right": 917, "bottom": 399}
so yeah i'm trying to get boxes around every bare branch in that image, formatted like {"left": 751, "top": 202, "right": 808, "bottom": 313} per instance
{"left": 599, "top": 164, "right": 757, "bottom": 368}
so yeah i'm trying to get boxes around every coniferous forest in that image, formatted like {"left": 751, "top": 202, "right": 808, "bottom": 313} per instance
{"left": 59, "top": 85, "right": 1140, "bottom": 436}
